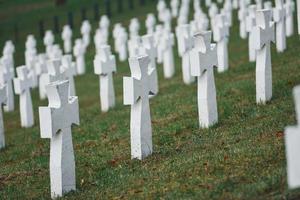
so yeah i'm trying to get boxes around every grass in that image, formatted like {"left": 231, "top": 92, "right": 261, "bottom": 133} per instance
{"left": 1, "top": 0, "right": 300, "bottom": 199}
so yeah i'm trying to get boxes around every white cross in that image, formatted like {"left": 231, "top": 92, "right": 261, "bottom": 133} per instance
{"left": 123, "top": 55, "right": 157, "bottom": 160}
{"left": 190, "top": 31, "right": 218, "bottom": 128}
{"left": 62, "top": 55, "right": 77, "bottom": 96}
{"left": 0, "top": 84, "right": 7, "bottom": 149}
{"left": 73, "top": 39, "right": 86, "bottom": 75}
{"left": 177, "top": 24, "right": 195, "bottom": 85}
{"left": 246, "top": 5, "right": 257, "bottom": 62}
{"left": 285, "top": 0, "right": 295, "bottom": 37}
{"left": 47, "top": 59, "right": 66, "bottom": 83}
{"left": 285, "top": 85, "right": 300, "bottom": 189}
{"left": 62, "top": 25, "right": 73, "bottom": 54}
{"left": 253, "top": 9, "right": 275, "bottom": 104}
{"left": 238, "top": 6, "right": 248, "bottom": 39}
{"left": 274, "top": 0, "right": 286, "bottom": 52}
{"left": 14, "top": 66, "right": 34, "bottom": 127}
{"left": 161, "top": 30, "right": 175, "bottom": 78}
{"left": 39, "top": 80, "right": 79, "bottom": 199}
{"left": 213, "top": 14, "right": 229, "bottom": 73}
{"left": 94, "top": 45, "right": 116, "bottom": 112}
{"left": 0, "top": 58, "right": 14, "bottom": 112}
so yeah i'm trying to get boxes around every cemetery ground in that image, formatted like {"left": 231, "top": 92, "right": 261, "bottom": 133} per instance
{"left": 1, "top": 1, "right": 300, "bottom": 199}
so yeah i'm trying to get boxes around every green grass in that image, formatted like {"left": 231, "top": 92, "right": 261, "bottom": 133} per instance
{"left": 1, "top": 0, "right": 300, "bottom": 199}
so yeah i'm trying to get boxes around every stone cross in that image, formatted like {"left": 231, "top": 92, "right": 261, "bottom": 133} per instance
{"left": 62, "top": 25, "right": 73, "bottom": 54}
{"left": 161, "top": 29, "right": 175, "bottom": 79}
{"left": 94, "top": 29, "right": 108, "bottom": 54}
{"left": 238, "top": 4, "right": 248, "bottom": 39}
{"left": 128, "top": 36, "right": 141, "bottom": 58}
{"left": 81, "top": 20, "right": 91, "bottom": 48}
{"left": 44, "top": 31, "right": 55, "bottom": 57}
{"left": 0, "top": 58, "right": 14, "bottom": 112}
{"left": 171, "top": 0, "right": 179, "bottom": 18}
{"left": 162, "top": 9, "right": 172, "bottom": 32}
{"left": 73, "top": 39, "right": 86, "bottom": 75}
{"left": 145, "top": 14, "right": 156, "bottom": 34}
{"left": 39, "top": 80, "right": 79, "bottom": 199}
{"left": 177, "top": 24, "right": 195, "bottom": 85}
{"left": 285, "top": 0, "right": 295, "bottom": 37}
{"left": 62, "top": 55, "right": 77, "bottom": 96}
{"left": 99, "top": 15, "right": 110, "bottom": 42}
{"left": 256, "top": 0, "right": 263, "bottom": 9}
{"left": 129, "top": 18, "right": 140, "bottom": 39}
{"left": 0, "top": 84, "right": 6, "bottom": 149}
{"left": 14, "top": 66, "right": 34, "bottom": 128}
{"left": 154, "top": 25, "right": 164, "bottom": 64}
{"left": 140, "top": 34, "right": 159, "bottom": 94}
{"left": 47, "top": 59, "right": 66, "bottom": 83}
{"left": 93, "top": 45, "right": 116, "bottom": 112}
{"left": 35, "top": 54, "right": 49, "bottom": 100}
{"left": 2, "top": 40, "right": 15, "bottom": 76}
{"left": 253, "top": 9, "right": 275, "bottom": 104}
{"left": 190, "top": 31, "right": 218, "bottom": 128}
{"left": 113, "top": 23, "right": 122, "bottom": 52}
{"left": 246, "top": 5, "right": 257, "bottom": 62}
{"left": 25, "top": 35, "right": 38, "bottom": 88}
{"left": 274, "top": 0, "right": 286, "bottom": 52}
{"left": 123, "top": 55, "right": 157, "bottom": 160}
{"left": 285, "top": 85, "right": 300, "bottom": 189}
{"left": 213, "top": 14, "right": 229, "bottom": 73}
{"left": 115, "top": 28, "right": 128, "bottom": 62}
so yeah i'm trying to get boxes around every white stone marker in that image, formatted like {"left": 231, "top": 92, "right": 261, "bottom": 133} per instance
{"left": 99, "top": 15, "right": 110, "bottom": 42}
{"left": 129, "top": 18, "right": 140, "bottom": 39}
{"left": 238, "top": 2, "right": 248, "bottom": 39}
{"left": 140, "top": 34, "right": 159, "bottom": 94}
{"left": 73, "top": 39, "right": 86, "bottom": 75}
{"left": 171, "top": 0, "right": 179, "bottom": 18}
{"left": 94, "top": 29, "right": 108, "bottom": 53}
{"left": 273, "top": 0, "right": 286, "bottom": 52}
{"left": 14, "top": 66, "right": 34, "bottom": 128}
{"left": 246, "top": 5, "right": 257, "bottom": 62}
{"left": 61, "top": 55, "right": 77, "bottom": 96}
{"left": 285, "top": 0, "right": 295, "bottom": 37}
{"left": 115, "top": 28, "right": 128, "bottom": 62}
{"left": 0, "top": 84, "right": 6, "bottom": 149}
{"left": 62, "top": 25, "right": 73, "bottom": 54}
{"left": 285, "top": 85, "right": 300, "bottom": 189}
{"left": 145, "top": 14, "right": 156, "bottom": 34}
{"left": 81, "top": 20, "right": 91, "bottom": 48}
{"left": 47, "top": 59, "right": 66, "bottom": 83}
{"left": 44, "top": 30, "right": 55, "bottom": 57}
{"left": 39, "top": 80, "right": 79, "bottom": 199}
{"left": 161, "top": 29, "right": 175, "bottom": 78}
{"left": 128, "top": 36, "right": 141, "bottom": 58}
{"left": 123, "top": 55, "right": 157, "bottom": 160}
{"left": 190, "top": 31, "right": 218, "bottom": 128}
{"left": 213, "top": 14, "right": 229, "bottom": 73}
{"left": 93, "top": 45, "right": 116, "bottom": 112}
{"left": 35, "top": 54, "right": 49, "bottom": 100}
{"left": 25, "top": 35, "right": 38, "bottom": 88}
{"left": 0, "top": 58, "right": 14, "bottom": 112}
{"left": 154, "top": 25, "right": 164, "bottom": 64}
{"left": 177, "top": 24, "right": 195, "bottom": 85}
{"left": 2, "top": 40, "right": 15, "bottom": 76}
{"left": 253, "top": 9, "right": 275, "bottom": 104}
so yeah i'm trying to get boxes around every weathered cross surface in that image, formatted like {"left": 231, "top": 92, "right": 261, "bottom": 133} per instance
{"left": 273, "top": 0, "right": 287, "bottom": 52}
{"left": 123, "top": 55, "right": 157, "bottom": 160}
{"left": 47, "top": 59, "right": 66, "bottom": 83}
{"left": 213, "top": 14, "right": 229, "bottom": 73}
{"left": 14, "top": 66, "right": 34, "bottom": 128}
{"left": 141, "top": 34, "right": 159, "bottom": 94}
{"left": 0, "top": 58, "right": 14, "bottom": 112}
{"left": 0, "top": 84, "right": 7, "bottom": 149}
{"left": 285, "top": 86, "right": 300, "bottom": 189}
{"left": 94, "top": 45, "right": 116, "bottom": 112}
{"left": 253, "top": 9, "right": 275, "bottom": 104}
{"left": 39, "top": 80, "right": 79, "bottom": 199}
{"left": 190, "top": 31, "right": 218, "bottom": 128}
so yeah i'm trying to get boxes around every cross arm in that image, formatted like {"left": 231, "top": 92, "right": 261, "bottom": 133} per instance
{"left": 123, "top": 77, "right": 141, "bottom": 105}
